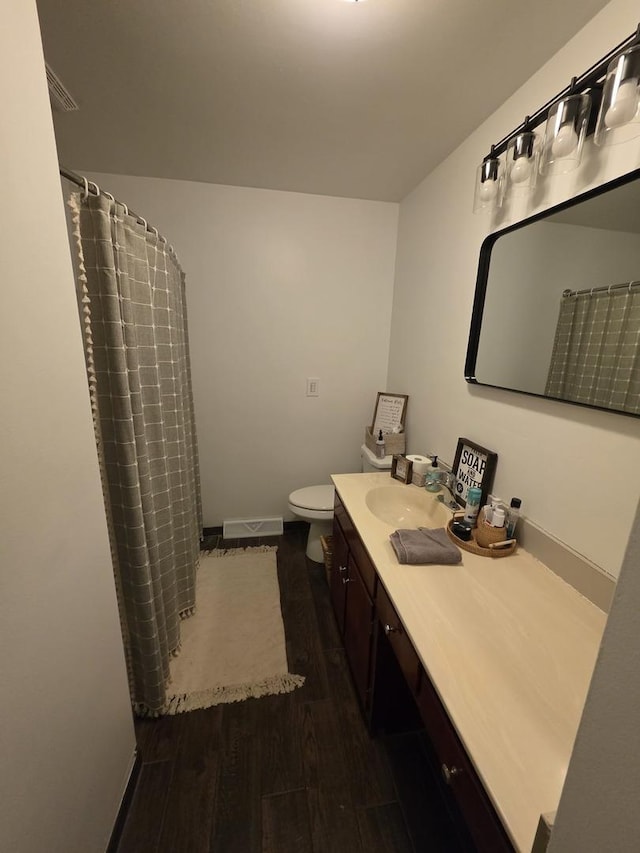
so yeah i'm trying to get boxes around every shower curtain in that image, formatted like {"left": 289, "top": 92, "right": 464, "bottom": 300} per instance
{"left": 69, "top": 191, "right": 202, "bottom": 715}
{"left": 545, "top": 284, "right": 640, "bottom": 414}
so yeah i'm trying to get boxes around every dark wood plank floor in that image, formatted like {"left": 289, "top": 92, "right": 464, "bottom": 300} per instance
{"left": 116, "top": 525, "right": 470, "bottom": 853}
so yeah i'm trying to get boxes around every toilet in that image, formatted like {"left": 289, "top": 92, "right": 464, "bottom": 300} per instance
{"left": 288, "top": 485, "right": 335, "bottom": 562}
{"left": 288, "top": 445, "right": 393, "bottom": 562}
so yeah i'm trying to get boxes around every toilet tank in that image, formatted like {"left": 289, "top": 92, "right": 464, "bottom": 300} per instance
{"left": 360, "top": 443, "right": 393, "bottom": 472}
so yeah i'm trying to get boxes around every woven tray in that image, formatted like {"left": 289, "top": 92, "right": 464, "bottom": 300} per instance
{"left": 446, "top": 519, "right": 517, "bottom": 559}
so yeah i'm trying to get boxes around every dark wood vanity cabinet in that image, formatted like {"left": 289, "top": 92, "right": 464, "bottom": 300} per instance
{"left": 330, "top": 491, "right": 514, "bottom": 853}
{"left": 329, "top": 512, "right": 349, "bottom": 635}
{"left": 332, "top": 495, "right": 377, "bottom": 716}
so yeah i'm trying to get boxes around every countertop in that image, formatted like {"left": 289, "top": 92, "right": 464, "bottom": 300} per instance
{"left": 331, "top": 472, "right": 607, "bottom": 853}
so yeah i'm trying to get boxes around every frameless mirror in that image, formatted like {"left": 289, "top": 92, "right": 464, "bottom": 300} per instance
{"left": 466, "top": 168, "right": 640, "bottom": 417}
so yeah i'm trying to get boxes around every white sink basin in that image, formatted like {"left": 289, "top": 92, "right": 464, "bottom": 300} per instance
{"left": 365, "top": 485, "right": 453, "bottom": 529}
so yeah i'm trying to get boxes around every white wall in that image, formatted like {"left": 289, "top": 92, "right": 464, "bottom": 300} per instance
{"left": 86, "top": 174, "right": 399, "bottom": 527}
{"left": 549, "top": 498, "right": 640, "bottom": 851}
{"left": 1, "top": 3, "right": 135, "bottom": 852}
{"left": 388, "top": 0, "right": 640, "bottom": 579}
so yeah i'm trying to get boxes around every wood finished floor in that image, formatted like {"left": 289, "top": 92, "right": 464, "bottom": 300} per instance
{"left": 117, "top": 526, "right": 470, "bottom": 853}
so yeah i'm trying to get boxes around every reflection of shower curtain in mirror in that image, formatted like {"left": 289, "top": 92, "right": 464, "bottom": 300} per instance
{"left": 545, "top": 283, "right": 640, "bottom": 414}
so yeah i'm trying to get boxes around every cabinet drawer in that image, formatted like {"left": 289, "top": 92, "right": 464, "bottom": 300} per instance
{"left": 417, "top": 668, "right": 513, "bottom": 853}
{"left": 376, "top": 582, "right": 420, "bottom": 695}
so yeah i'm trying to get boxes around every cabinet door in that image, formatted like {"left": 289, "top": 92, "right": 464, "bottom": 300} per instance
{"left": 416, "top": 668, "right": 513, "bottom": 853}
{"left": 330, "top": 514, "right": 349, "bottom": 635}
{"left": 376, "top": 582, "right": 421, "bottom": 695}
{"left": 343, "top": 554, "right": 375, "bottom": 712}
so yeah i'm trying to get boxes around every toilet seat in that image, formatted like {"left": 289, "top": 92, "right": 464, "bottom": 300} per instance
{"left": 288, "top": 485, "right": 335, "bottom": 520}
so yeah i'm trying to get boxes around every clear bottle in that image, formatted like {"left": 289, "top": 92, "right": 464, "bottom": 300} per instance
{"left": 506, "top": 498, "right": 522, "bottom": 538}
{"left": 425, "top": 455, "right": 442, "bottom": 492}
{"left": 375, "top": 429, "right": 386, "bottom": 458}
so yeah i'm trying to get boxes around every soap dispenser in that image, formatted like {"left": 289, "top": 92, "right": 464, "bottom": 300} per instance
{"left": 375, "top": 429, "right": 386, "bottom": 459}
{"left": 425, "top": 455, "right": 442, "bottom": 492}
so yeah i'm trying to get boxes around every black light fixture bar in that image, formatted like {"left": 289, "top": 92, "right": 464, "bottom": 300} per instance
{"left": 485, "top": 24, "right": 640, "bottom": 161}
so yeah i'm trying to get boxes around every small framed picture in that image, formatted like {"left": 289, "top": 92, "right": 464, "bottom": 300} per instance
{"left": 391, "top": 454, "right": 413, "bottom": 484}
{"left": 452, "top": 438, "right": 498, "bottom": 508}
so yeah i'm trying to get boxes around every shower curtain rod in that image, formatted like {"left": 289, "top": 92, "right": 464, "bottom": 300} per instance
{"left": 562, "top": 280, "right": 640, "bottom": 298}
{"left": 59, "top": 165, "right": 174, "bottom": 252}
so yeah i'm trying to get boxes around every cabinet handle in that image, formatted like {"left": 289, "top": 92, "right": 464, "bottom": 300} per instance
{"left": 342, "top": 577, "right": 353, "bottom": 585}
{"left": 338, "top": 565, "right": 348, "bottom": 573}
{"left": 441, "top": 763, "right": 462, "bottom": 785}
{"left": 384, "top": 623, "right": 399, "bottom": 635}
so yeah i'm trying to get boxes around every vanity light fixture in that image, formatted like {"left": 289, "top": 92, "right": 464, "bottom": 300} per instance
{"left": 473, "top": 24, "right": 640, "bottom": 213}
{"left": 540, "top": 86, "right": 591, "bottom": 175}
{"left": 504, "top": 121, "right": 539, "bottom": 192}
{"left": 595, "top": 42, "right": 640, "bottom": 145}
{"left": 473, "top": 147, "right": 503, "bottom": 213}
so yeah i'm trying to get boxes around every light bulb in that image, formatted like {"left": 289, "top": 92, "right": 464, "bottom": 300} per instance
{"left": 510, "top": 157, "right": 532, "bottom": 184}
{"left": 478, "top": 179, "right": 498, "bottom": 202}
{"left": 551, "top": 123, "right": 578, "bottom": 158}
{"left": 604, "top": 79, "right": 638, "bottom": 128}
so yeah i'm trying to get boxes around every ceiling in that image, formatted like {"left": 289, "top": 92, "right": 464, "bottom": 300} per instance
{"left": 36, "top": 0, "right": 612, "bottom": 202}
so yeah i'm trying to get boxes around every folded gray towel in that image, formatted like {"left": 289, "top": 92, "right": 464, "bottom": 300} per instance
{"left": 390, "top": 527, "right": 461, "bottom": 565}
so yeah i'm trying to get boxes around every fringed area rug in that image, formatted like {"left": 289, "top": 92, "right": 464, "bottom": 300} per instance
{"left": 162, "top": 546, "right": 305, "bottom": 715}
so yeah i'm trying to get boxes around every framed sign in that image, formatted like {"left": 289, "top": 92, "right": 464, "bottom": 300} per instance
{"left": 391, "top": 454, "right": 413, "bottom": 484}
{"left": 452, "top": 438, "right": 497, "bottom": 508}
{"left": 372, "top": 392, "right": 408, "bottom": 435}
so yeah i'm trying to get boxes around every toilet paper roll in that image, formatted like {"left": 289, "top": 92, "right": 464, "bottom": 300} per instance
{"left": 406, "top": 454, "right": 431, "bottom": 475}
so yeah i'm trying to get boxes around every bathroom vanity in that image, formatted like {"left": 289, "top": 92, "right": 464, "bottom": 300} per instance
{"left": 330, "top": 472, "right": 606, "bottom": 853}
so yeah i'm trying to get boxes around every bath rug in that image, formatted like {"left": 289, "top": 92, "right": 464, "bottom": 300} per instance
{"left": 162, "top": 545, "right": 304, "bottom": 714}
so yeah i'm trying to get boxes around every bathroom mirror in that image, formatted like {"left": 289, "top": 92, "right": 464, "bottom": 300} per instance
{"left": 465, "top": 167, "right": 640, "bottom": 418}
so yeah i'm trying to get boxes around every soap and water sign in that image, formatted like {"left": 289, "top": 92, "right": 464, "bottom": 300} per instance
{"left": 455, "top": 445, "right": 487, "bottom": 501}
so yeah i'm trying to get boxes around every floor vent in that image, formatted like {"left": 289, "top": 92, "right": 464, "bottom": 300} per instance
{"left": 223, "top": 516, "right": 284, "bottom": 539}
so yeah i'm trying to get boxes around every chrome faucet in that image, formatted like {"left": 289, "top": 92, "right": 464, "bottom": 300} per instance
{"left": 435, "top": 472, "right": 460, "bottom": 511}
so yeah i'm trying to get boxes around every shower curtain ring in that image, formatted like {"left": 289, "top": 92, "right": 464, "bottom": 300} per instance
{"left": 151, "top": 226, "right": 159, "bottom": 238}
{"left": 122, "top": 203, "right": 129, "bottom": 215}
{"left": 138, "top": 216, "right": 147, "bottom": 230}
{"left": 88, "top": 181, "right": 100, "bottom": 197}
{"left": 82, "top": 177, "right": 89, "bottom": 200}
{"left": 104, "top": 191, "right": 114, "bottom": 201}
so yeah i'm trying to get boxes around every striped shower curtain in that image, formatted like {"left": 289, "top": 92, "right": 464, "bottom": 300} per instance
{"left": 68, "top": 190, "right": 202, "bottom": 715}
{"left": 545, "top": 284, "right": 640, "bottom": 415}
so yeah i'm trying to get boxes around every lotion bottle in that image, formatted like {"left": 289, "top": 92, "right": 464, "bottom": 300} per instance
{"left": 463, "top": 487, "right": 482, "bottom": 526}
{"left": 375, "top": 429, "right": 386, "bottom": 459}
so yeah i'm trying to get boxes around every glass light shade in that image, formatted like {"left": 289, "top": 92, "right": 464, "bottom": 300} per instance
{"left": 594, "top": 45, "right": 640, "bottom": 146}
{"left": 539, "top": 93, "right": 591, "bottom": 175}
{"left": 473, "top": 157, "right": 503, "bottom": 213}
{"left": 504, "top": 131, "right": 538, "bottom": 193}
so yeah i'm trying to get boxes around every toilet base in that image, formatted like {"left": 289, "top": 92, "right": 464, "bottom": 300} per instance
{"left": 306, "top": 519, "right": 333, "bottom": 563}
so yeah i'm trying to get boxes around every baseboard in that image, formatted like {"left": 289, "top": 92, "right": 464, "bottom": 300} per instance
{"left": 106, "top": 750, "right": 142, "bottom": 853}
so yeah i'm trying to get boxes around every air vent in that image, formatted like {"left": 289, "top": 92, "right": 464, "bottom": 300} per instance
{"left": 223, "top": 517, "right": 284, "bottom": 539}
{"left": 46, "top": 63, "right": 79, "bottom": 112}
